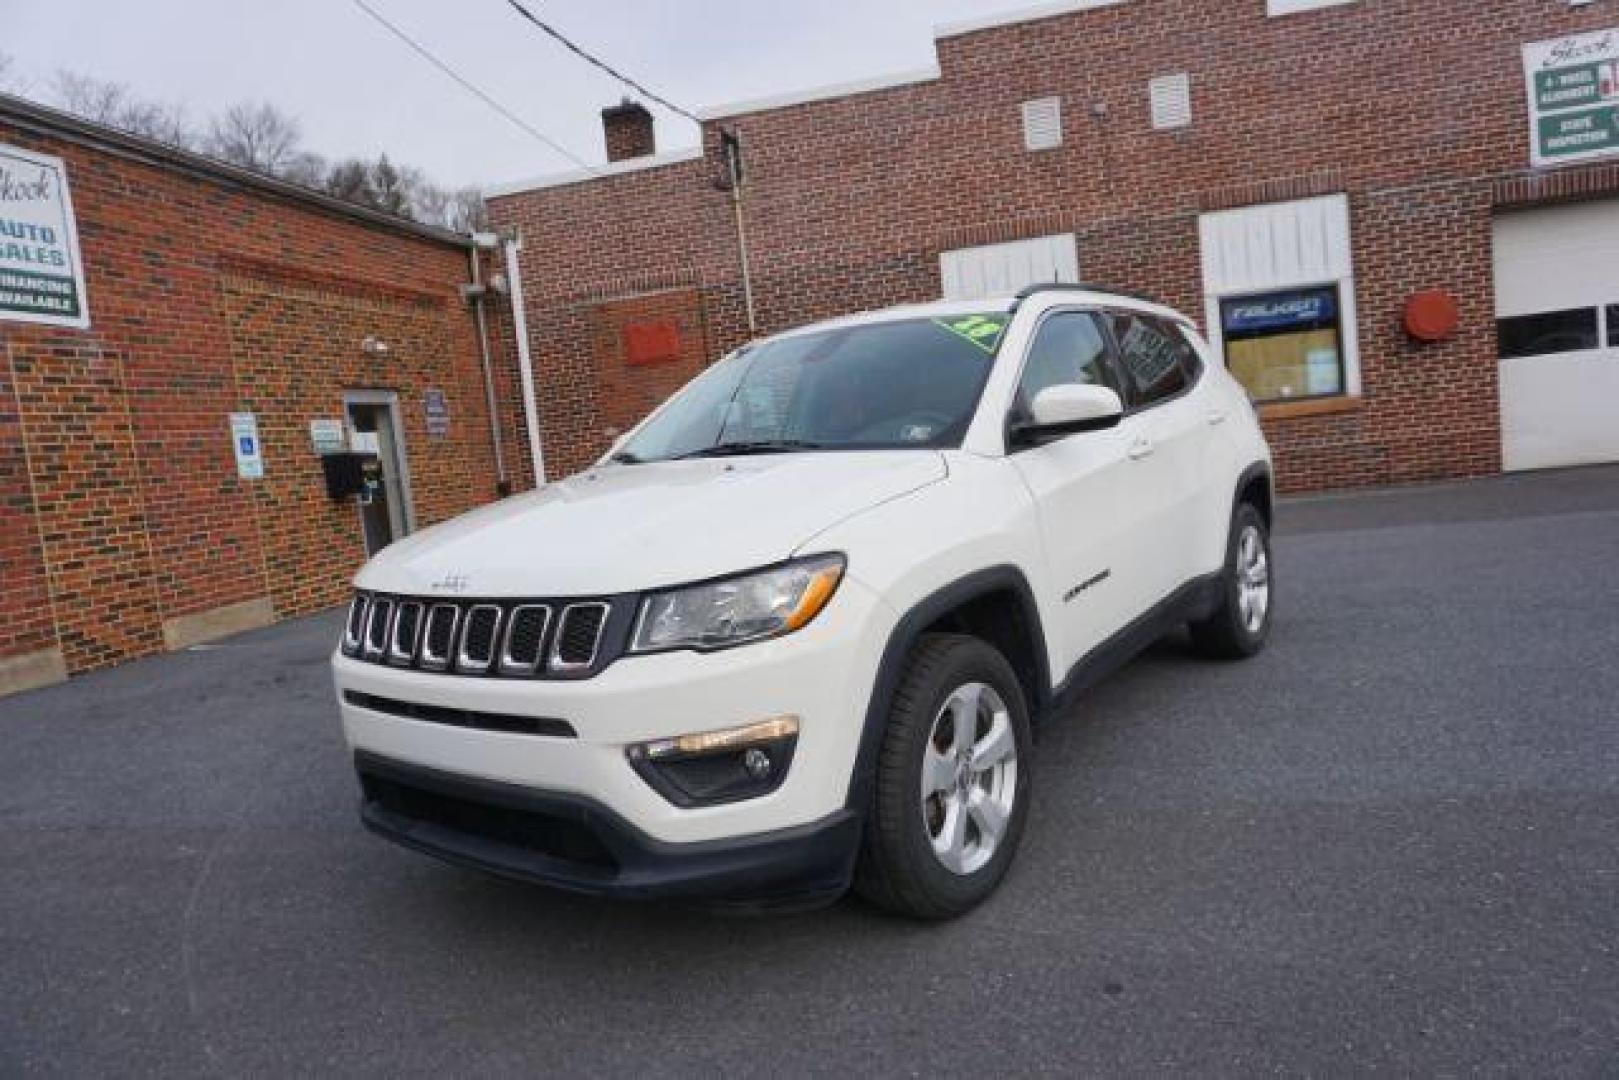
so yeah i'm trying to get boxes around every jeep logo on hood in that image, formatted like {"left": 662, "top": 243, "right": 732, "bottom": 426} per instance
{"left": 430, "top": 573, "right": 472, "bottom": 594}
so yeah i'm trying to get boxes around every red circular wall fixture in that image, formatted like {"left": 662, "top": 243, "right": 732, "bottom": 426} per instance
{"left": 1404, "top": 289, "right": 1459, "bottom": 343}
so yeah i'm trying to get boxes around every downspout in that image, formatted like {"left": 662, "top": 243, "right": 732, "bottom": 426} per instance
{"left": 723, "top": 130, "right": 758, "bottom": 334}
{"left": 466, "top": 233, "right": 510, "bottom": 496}
{"left": 502, "top": 232, "right": 547, "bottom": 485}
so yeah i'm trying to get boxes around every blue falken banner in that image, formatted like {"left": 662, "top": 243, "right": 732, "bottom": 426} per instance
{"left": 1222, "top": 289, "right": 1336, "bottom": 335}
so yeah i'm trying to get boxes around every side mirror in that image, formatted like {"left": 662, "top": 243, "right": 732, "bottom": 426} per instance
{"left": 1011, "top": 384, "right": 1124, "bottom": 446}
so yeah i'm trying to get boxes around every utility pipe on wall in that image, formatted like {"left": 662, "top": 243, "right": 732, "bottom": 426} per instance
{"left": 466, "top": 234, "right": 509, "bottom": 495}
{"left": 722, "top": 130, "right": 758, "bottom": 334}
{"left": 502, "top": 233, "right": 547, "bottom": 485}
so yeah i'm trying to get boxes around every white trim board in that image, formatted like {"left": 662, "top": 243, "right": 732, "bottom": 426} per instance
{"left": 935, "top": 0, "right": 1127, "bottom": 39}
{"left": 485, "top": 147, "right": 705, "bottom": 198}
{"left": 697, "top": 66, "right": 943, "bottom": 122}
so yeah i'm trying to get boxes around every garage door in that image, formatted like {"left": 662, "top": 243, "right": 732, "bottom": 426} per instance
{"left": 1493, "top": 201, "right": 1619, "bottom": 471}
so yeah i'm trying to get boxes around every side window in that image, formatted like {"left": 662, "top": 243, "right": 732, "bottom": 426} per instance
{"left": 1012, "top": 311, "right": 1120, "bottom": 420}
{"left": 1107, "top": 313, "right": 1191, "bottom": 409}
{"left": 1170, "top": 321, "right": 1206, "bottom": 383}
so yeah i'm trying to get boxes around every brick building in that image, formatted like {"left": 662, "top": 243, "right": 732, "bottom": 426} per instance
{"left": 488, "top": 0, "right": 1619, "bottom": 487}
{"left": 0, "top": 95, "right": 531, "bottom": 696}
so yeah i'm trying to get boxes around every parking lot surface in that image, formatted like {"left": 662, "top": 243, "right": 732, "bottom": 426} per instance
{"left": 3, "top": 466, "right": 1617, "bottom": 1076}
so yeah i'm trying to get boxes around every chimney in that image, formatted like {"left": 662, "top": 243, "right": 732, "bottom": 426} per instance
{"left": 602, "top": 99, "right": 655, "bottom": 163}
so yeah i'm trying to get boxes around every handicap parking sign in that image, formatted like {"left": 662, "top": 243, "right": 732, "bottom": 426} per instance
{"left": 229, "top": 412, "right": 264, "bottom": 480}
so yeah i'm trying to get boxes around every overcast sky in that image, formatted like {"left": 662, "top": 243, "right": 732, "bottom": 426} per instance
{"left": 7, "top": 0, "right": 1024, "bottom": 190}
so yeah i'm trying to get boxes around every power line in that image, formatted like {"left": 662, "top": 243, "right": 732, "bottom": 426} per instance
{"left": 501, "top": 0, "right": 702, "bottom": 125}
{"left": 348, "top": 0, "right": 598, "bottom": 174}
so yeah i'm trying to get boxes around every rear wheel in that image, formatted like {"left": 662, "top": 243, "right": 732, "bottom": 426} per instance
{"left": 1189, "top": 502, "right": 1272, "bottom": 659}
{"left": 854, "top": 634, "right": 1032, "bottom": 920}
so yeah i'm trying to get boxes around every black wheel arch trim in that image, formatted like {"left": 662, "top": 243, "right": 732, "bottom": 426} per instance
{"left": 1234, "top": 460, "right": 1274, "bottom": 527}
{"left": 845, "top": 565, "right": 1050, "bottom": 812}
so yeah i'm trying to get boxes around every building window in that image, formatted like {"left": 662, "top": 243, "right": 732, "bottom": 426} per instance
{"left": 1497, "top": 307, "right": 1600, "bottom": 359}
{"left": 1219, "top": 286, "right": 1345, "bottom": 401}
{"left": 1608, "top": 305, "right": 1619, "bottom": 347}
{"left": 1198, "top": 193, "right": 1360, "bottom": 402}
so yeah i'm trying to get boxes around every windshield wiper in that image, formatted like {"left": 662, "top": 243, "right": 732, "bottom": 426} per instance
{"left": 608, "top": 451, "right": 643, "bottom": 464}
{"left": 674, "top": 439, "right": 827, "bottom": 459}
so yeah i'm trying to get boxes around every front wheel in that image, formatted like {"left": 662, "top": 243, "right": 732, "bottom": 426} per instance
{"left": 1189, "top": 502, "right": 1273, "bottom": 659}
{"left": 854, "top": 634, "right": 1033, "bottom": 920}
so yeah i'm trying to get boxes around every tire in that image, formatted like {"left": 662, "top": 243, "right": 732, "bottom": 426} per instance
{"left": 1189, "top": 502, "right": 1273, "bottom": 659}
{"left": 854, "top": 633, "right": 1033, "bottom": 920}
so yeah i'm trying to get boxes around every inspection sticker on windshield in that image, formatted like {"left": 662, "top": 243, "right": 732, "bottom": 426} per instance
{"left": 934, "top": 314, "right": 1008, "bottom": 354}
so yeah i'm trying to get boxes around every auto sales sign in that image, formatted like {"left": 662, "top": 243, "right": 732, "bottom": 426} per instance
{"left": 1524, "top": 28, "right": 1619, "bottom": 168}
{"left": 0, "top": 142, "right": 89, "bottom": 329}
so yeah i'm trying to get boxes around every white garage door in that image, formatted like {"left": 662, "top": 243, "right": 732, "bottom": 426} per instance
{"left": 940, "top": 233, "right": 1078, "bottom": 301}
{"left": 1493, "top": 201, "right": 1619, "bottom": 471}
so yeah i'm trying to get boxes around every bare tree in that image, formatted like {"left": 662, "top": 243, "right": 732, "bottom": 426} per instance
{"left": 205, "top": 102, "right": 303, "bottom": 176}
{"left": 324, "top": 158, "right": 376, "bottom": 205}
{"left": 51, "top": 71, "right": 194, "bottom": 147}
{"left": 368, "top": 154, "right": 414, "bottom": 219}
{"left": 446, "top": 187, "right": 489, "bottom": 233}
{"left": 408, "top": 177, "right": 452, "bottom": 227}
{"left": 280, "top": 151, "right": 329, "bottom": 188}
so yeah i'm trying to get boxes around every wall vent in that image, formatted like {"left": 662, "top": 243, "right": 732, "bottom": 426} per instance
{"left": 1021, "top": 97, "right": 1063, "bottom": 151}
{"left": 1149, "top": 74, "right": 1192, "bottom": 131}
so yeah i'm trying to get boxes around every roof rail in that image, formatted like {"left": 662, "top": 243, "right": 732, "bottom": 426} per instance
{"left": 1011, "top": 281, "right": 1166, "bottom": 309}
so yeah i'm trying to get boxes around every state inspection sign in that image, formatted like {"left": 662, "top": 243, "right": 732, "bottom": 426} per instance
{"left": 1524, "top": 28, "right": 1619, "bottom": 168}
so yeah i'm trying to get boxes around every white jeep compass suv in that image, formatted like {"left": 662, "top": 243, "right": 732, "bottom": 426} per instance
{"left": 333, "top": 284, "right": 1274, "bottom": 919}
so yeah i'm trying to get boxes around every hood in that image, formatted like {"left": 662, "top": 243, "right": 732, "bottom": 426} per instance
{"left": 356, "top": 450, "right": 946, "bottom": 597}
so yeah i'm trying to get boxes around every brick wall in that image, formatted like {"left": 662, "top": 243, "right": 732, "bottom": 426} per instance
{"left": 0, "top": 110, "right": 525, "bottom": 687}
{"left": 490, "top": 0, "right": 1619, "bottom": 491}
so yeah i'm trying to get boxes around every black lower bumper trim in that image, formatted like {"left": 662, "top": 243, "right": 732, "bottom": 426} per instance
{"left": 354, "top": 751, "right": 861, "bottom": 907}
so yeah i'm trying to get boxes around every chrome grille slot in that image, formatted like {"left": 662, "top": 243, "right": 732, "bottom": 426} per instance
{"left": 363, "top": 598, "right": 393, "bottom": 660}
{"left": 343, "top": 593, "right": 615, "bottom": 679}
{"left": 456, "top": 604, "right": 502, "bottom": 673}
{"left": 551, "top": 603, "right": 609, "bottom": 671}
{"left": 500, "top": 604, "right": 551, "bottom": 674}
{"left": 420, "top": 604, "right": 459, "bottom": 670}
{"left": 388, "top": 601, "right": 424, "bottom": 666}
{"left": 343, "top": 594, "right": 369, "bottom": 655}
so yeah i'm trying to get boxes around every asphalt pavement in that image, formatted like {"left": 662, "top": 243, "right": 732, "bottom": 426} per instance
{"left": 3, "top": 465, "right": 1617, "bottom": 1076}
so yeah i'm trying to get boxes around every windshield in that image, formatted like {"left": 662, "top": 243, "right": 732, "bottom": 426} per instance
{"left": 615, "top": 313, "right": 1009, "bottom": 462}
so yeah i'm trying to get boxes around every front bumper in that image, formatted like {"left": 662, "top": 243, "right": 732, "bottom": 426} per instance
{"left": 357, "top": 752, "right": 861, "bottom": 907}
{"left": 332, "top": 573, "right": 892, "bottom": 847}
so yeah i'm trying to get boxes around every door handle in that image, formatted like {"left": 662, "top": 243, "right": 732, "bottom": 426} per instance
{"left": 1128, "top": 437, "right": 1155, "bottom": 461}
{"left": 1206, "top": 409, "right": 1228, "bottom": 426}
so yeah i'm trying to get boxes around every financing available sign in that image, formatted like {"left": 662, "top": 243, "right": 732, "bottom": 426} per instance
{"left": 1524, "top": 28, "right": 1619, "bottom": 168}
{"left": 0, "top": 142, "right": 89, "bottom": 329}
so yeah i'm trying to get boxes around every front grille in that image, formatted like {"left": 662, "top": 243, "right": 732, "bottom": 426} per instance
{"left": 344, "top": 691, "right": 576, "bottom": 738}
{"left": 343, "top": 595, "right": 369, "bottom": 655}
{"left": 421, "top": 604, "right": 459, "bottom": 670}
{"left": 500, "top": 605, "right": 550, "bottom": 674}
{"left": 364, "top": 598, "right": 394, "bottom": 659}
{"left": 345, "top": 592, "right": 614, "bottom": 679}
{"left": 552, "top": 603, "right": 609, "bottom": 670}
{"left": 388, "top": 601, "right": 424, "bottom": 665}
{"left": 456, "top": 605, "right": 502, "bottom": 673}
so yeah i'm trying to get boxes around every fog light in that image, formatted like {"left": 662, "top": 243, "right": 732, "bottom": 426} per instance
{"left": 743, "top": 747, "right": 773, "bottom": 781}
{"left": 628, "top": 716, "right": 798, "bottom": 807}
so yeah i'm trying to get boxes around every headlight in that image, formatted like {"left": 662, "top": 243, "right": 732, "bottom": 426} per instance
{"left": 629, "top": 554, "right": 845, "bottom": 654}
